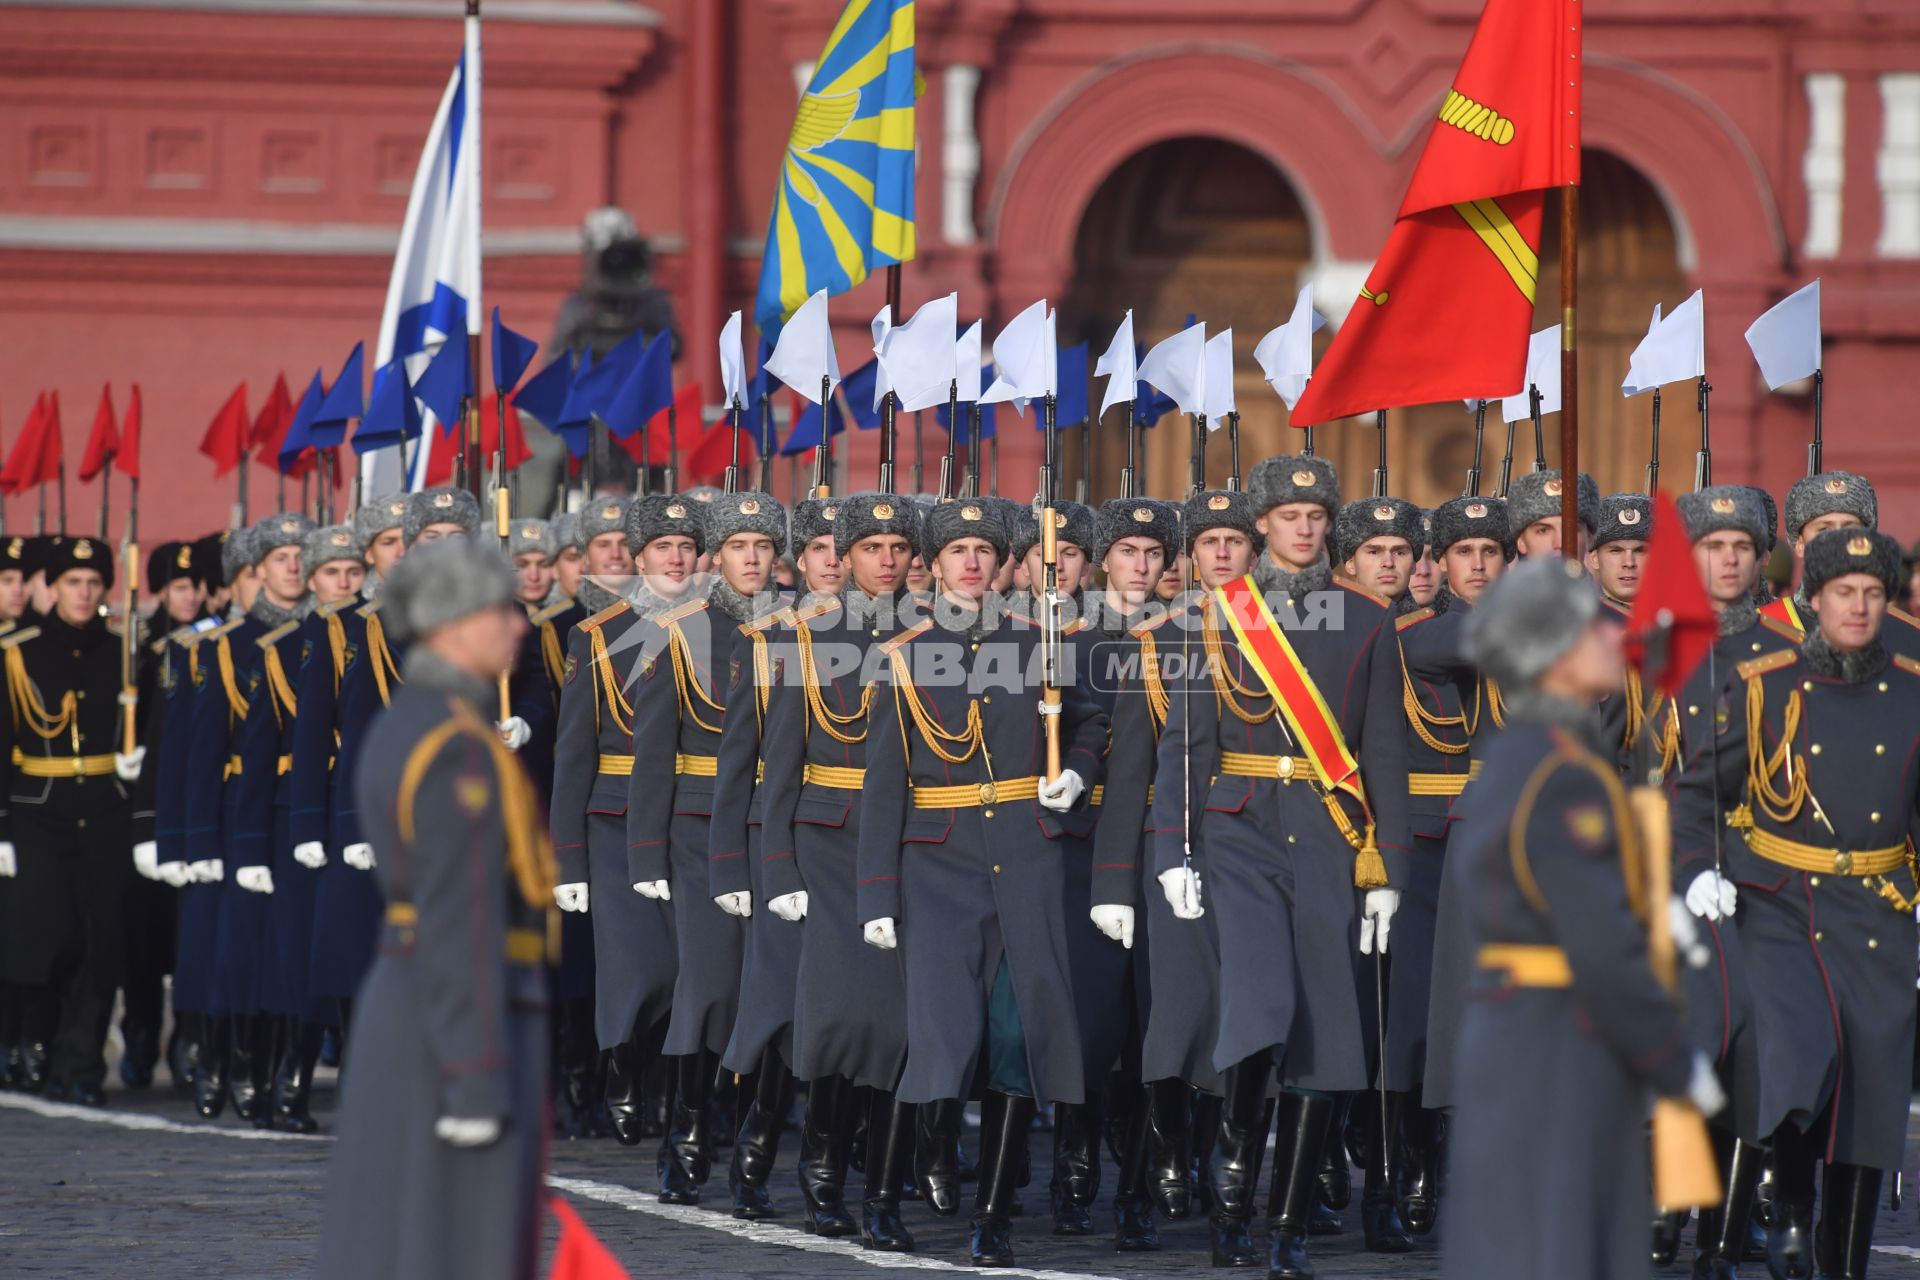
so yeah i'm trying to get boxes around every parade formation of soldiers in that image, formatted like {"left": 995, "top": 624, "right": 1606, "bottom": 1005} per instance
{"left": 0, "top": 438, "right": 1915, "bottom": 1280}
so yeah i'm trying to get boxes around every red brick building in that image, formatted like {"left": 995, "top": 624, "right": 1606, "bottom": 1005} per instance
{"left": 3, "top": 0, "right": 1917, "bottom": 552}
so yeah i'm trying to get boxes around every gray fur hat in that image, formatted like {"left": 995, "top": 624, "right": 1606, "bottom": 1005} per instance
{"left": 1748, "top": 486, "right": 1780, "bottom": 553}
{"left": 1802, "top": 527, "right": 1902, "bottom": 598}
{"left": 922, "top": 497, "right": 1010, "bottom": 561}
{"left": 1248, "top": 453, "right": 1340, "bottom": 518}
{"left": 1094, "top": 497, "right": 1180, "bottom": 565}
{"left": 549, "top": 510, "right": 581, "bottom": 555}
{"left": 248, "top": 513, "right": 314, "bottom": 567}
{"left": 704, "top": 490, "right": 788, "bottom": 559}
{"left": 1463, "top": 558, "right": 1601, "bottom": 691}
{"left": 579, "top": 496, "right": 631, "bottom": 547}
{"left": 354, "top": 492, "right": 410, "bottom": 547}
{"left": 1011, "top": 500, "right": 1096, "bottom": 563}
{"left": 405, "top": 485, "right": 482, "bottom": 545}
{"left": 507, "top": 517, "right": 553, "bottom": 561}
{"left": 1592, "top": 493, "right": 1653, "bottom": 549}
{"left": 219, "top": 528, "right": 251, "bottom": 581}
{"left": 1333, "top": 496, "right": 1425, "bottom": 564}
{"left": 683, "top": 484, "right": 724, "bottom": 509}
{"left": 831, "top": 491, "right": 921, "bottom": 559}
{"left": 301, "top": 523, "right": 362, "bottom": 574}
{"left": 625, "top": 492, "right": 705, "bottom": 554}
{"left": 790, "top": 497, "right": 838, "bottom": 551}
{"left": 1429, "top": 495, "right": 1513, "bottom": 558}
{"left": 1182, "top": 489, "right": 1256, "bottom": 551}
{"left": 1677, "top": 485, "right": 1769, "bottom": 549}
{"left": 1784, "top": 471, "right": 1877, "bottom": 541}
{"left": 379, "top": 538, "right": 517, "bottom": 645}
{"left": 1506, "top": 469, "right": 1599, "bottom": 537}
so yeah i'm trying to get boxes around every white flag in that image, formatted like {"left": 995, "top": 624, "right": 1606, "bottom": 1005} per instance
{"left": 765, "top": 288, "right": 841, "bottom": 404}
{"left": 981, "top": 300, "right": 1056, "bottom": 410}
{"left": 718, "top": 311, "right": 748, "bottom": 409}
{"left": 1253, "top": 285, "right": 1325, "bottom": 411}
{"left": 868, "top": 305, "right": 894, "bottom": 410}
{"left": 1744, "top": 279, "right": 1822, "bottom": 390}
{"left": 1619, "top": 303, "right": 1663, "bottom": 397}
{"left": 1500, "top": 325, "right": 1562, "bottom": 424}
{"left": 1138, "top": 322, "right": 1208, "bottom": 417}
{"left": 875, "top": 293, "right": 959, "bottom": 413}
{"left": 956, "top": 320, "right": 984, "bottom": 403}
{"left": 1094, "top": 312, "right": 1137, "bottom": 419}
{"left": 1202, "top": 329, "right": 1236, "bottom": 423}
{"left": 1623, "top": 292, "right": 1703, "bottom": 397}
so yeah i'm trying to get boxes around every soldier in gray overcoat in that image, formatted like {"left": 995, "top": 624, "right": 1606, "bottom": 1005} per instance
{"left": 316, "top": 539, "right": 555, "bottom": 1280}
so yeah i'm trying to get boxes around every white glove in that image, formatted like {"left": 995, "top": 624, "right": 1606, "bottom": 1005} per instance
{"left": 633, "top": 879, "right": 671, "bottom": 901}
{"left": 863, "top": 917, "right": 898, "bottom": 950}
{"left": 1158, "top": 866, "right": 1204, "bottom": 920}
{"left": 554, "top": 882, "right": 589, "bottom": 913}
{"left": 343, "top": 842, "right": 375, "bottom": 871}
{"left": 1669, "top": 896, "right": 1712, "bottom": 970}
{"left": 497, "top": 717, "right": 530, "bottom": 751}
{"left": 1684, "top": 870, "right": 1738, "bottom": 923}
{"left": 158, "top": 861, "right": 191, "bottom": 888}
{"left": 114, "top": 747, "right": 146, "bottom": 783}
{"left": 1089, "top": 903, "right": 1135, "bottom": 949}
{"left": 714, "top": 890, "right": 751, "bottom": 918}
{"left": 236, "top": 866, "right": 274, "bottom": 894}
{"left": 0, "top": 842, "right": 14, "bottom": 878}
{"left": 1037, "top": 769, "right": 1086, "bottom": 813}
{"left": 768, "top": 891, "right": 808, "bottom": 922}
{"left": 1359, "top": 888, "right": 1401, "bottom": 956}
{"left": 132, "top": 841, "right": 160, "bottom": 880}
{"left": 190, "top": 858, "right": 223, "bottom": 883}
{"left": 434, "top": 1115, "right": 502, "bottom": 1148}
{"left": 1686, "top": 1051, "right": 1727, "bottom": 1118}
{"left": 292, "top": 841, "right": 327, "bottom": 870}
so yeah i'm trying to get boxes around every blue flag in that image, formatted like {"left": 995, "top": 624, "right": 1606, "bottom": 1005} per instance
{"left": 782, "top": 396, "right": 846, "bottom": 455}
{"left": 605, "top": 331, "right": 674, "bottom": 440}
{"left": 743, "top": 335, "right": 774, "bottom": 419}
{"left": 553, "top": 350, "right": 594, "bottom": 459}
{"left": 557, "top": 329, "right": 648, "bottom": 435}
{"left": 1049, "top": 341, "right": 1089, "bottom": 430}
{"left": 309, "top": 342, "right": 365, "bottom": 447}
{"left": 513, "top": 351, "right": 573, "bottom": 432}
{"left": 840, "top": 358, "right": 883, "bottom": 431}
{"left": 280, "top": 371, "right": 326, "bottom": 474}
{"left": 415, "top": 336, "right": 472, "bottom": 439}
{"left": 356, "top": 360, "right": 422, "bottom": 454}
{"left": 491, "top": 308, "right": 539, "bottom": 395}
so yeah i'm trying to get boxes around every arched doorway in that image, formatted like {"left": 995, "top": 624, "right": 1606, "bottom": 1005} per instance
{"left": 1060, "top": 136, "right": 1316, "bottom": 501}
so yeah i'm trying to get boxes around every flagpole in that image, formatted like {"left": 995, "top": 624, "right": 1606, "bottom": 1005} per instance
{"left": 463, "top": 0, "right": 486, "bottom": 504}
{"left": 1372, "top": 409, "right": 1388, "bottom": 499}
{"left": 1807, "top": 369, "right": 1823, "bottom": 476}
{"left": 1188, "top": 413, "right": 1205, "bottom": 498}
{"left": 879, "top": 264, "right": 901, "bottom": 494}
{"left": 1466, "top": 401, "right": 1485, "bottom": 497}
{"left": 57, "top": 462, "right": 67, "bottom": 533}
{"left": 725, "top": 396, "right": 742, "bottom": 495}
{"left": 238, "top": 444, "right": 250, "bottom": 527}
{"left": 913, "top": 409, "right": 926, "bottom": 494}
{"left": 1559, "top": 183, "right": 1579, "bottom": 560}
{"left": 1226, "top": 411, "right": 1242, "bottom": 492}
{"left": 1529, "top": 385, "right": 1545, "bottom": 473}
{"left": 812, "top": 375, "right": 832, "bottom": 497}
{"left": 937, "top": 383, "right": 956, "bottom": 500}
{"left": 98, "top": 450, "right": 112, "bottom": 539}
{"left": 1076, "top": 418, "right": 1091, "bottom": 504}
{"left": 1497, "top": 419, "right": 1517, "bottom": 498}
{"left": 1693, "top": 373, "right": 1712, "bottom": 490}
{"left": 1119, "top": 399, "right": 1137, "bottom": 499}
{"left": 665, "top": 401, "right": 679, "bottom": 494}
{"left": 1646, "top": 388, "right": 1662, "bottom": 493}
{"left": 758, "top": 396, "right": 774, "bottom": 495}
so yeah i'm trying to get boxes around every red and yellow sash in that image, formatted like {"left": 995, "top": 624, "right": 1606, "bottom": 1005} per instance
{"left": 1759, "top": 597, "right": 1804, "bottom": 634}
{"left": 1212, "top": 575, "right": 1388, "bottom": 888}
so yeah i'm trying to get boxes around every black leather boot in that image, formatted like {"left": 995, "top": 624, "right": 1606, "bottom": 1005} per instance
{"left": 605, "top": 1040, "right": 649, "bottom": 1147}
{"left": 1192, "top": 1090, "right": 1222, "bottom": 1216}
{"left": 1209, "top": 1053, "right": 1273, "bottom": 1268}
{"left": 970, "top": 1090, "right": 1034, "bottom": 1267}
{"left": 1148, "top": 1078, "right": 1194, "bottom": 1220}
{"left": 193, "top": 1017, "right": 227, "bottom": 1119}
{"left": 659, "top": 1051, "right": 716, "bottom": 1204}
{"left": 226, "top": 1015, "right": 268, "bottom": 1124}
{"left": 1399, "top": 1102, "right": 1440, "bottom": 1236}
{"left": 729, "top": 1050, "right": 792, "bottom": 1220}
{"left": 913, "top": 1096, "right": 964, "bottom": 1217}
{"left": 1268, "top": 1091, "right": 1337, "bottom": 1280}
{"left": 0, "top": 1042, "right": 18, "bottom": 1091}
{"left": 270, "top": 1019, "right": 324, "bottom": 1134}
{"left": 1310, "top": 1092, "right": 1349, "bottom": 1236}
{"left": 119, "top": 1020, "right": 158, "bottom": 1089}
{"left": 1050, "top": 1099, "right": 1100, "bottom": 1235}
{"left": 1113, "top": 1084, "right": 1162, "bottom": 1252}
{"left": 797, "top": 1075, "right": 857, "bottom": 1236}
{"left": 1693, "top": 1131, "right": 1761, "bottom": 1280}
{"left": 19, "top": 1040, "right": 50, "bottom": 1094}
{"left": 1746, "top": 1145, "right": 1774, "bottom": 1262}
{"left": 1653, "top": 1211, "right": 1687, "bottom": 1267}
{"left": 1821, "top": 1164, "right": 1879, "bottom": 1280}
{"left": 1766, "top": 1126, "right": 1816, "bottom": 1280}
{"left": 1359, "top": 1092, "right": 1412, "bottom": 1252}
{"left": 167, "top": 1013, "right": 200, "bottom": 1092}
{"left": 861, "top": 1089, "right": 916, "bottom": 1251}
{"left": 847, "top": 1084, "right": 869, "bottom": 1176}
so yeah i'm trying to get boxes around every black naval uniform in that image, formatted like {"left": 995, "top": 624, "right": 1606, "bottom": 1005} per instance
{"left": 0, "top": 594, "right": 135, "bottom": 1099}
{"left": 316, "top": 650, "right": 555, "bottom": 1280}
{"left": 1442, "top": 698, "right": 1695, "bottom": 1280}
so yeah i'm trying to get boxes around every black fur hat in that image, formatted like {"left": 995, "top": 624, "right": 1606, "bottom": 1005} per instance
{"left": 1181, "top": 489, "right": 1256, "bottom": 552}
{"left": 1802, "top": 527, "right": 1901, "bottom": 598}
{"left": 1093, "top": 497, "right": 1181, "bottom": 565}
{"left": 625, "top": 493, "right": 705, "bottom": 555}
{"left": 703, "top": 490, "right": 788, "bottom": 559}
{"left": 922, "top": 497, "right": 1010, "bottom": 561}
{"left": 1505, "top": 469, "right": 1599, "bottom": 537}
{"left": 1784, "top": 471, "right": 1877, "bottom": 541}
{"left": 1333, "top": 496, "right": 1424, "bottom": 564}
{"left": 1247, "top": 454, "right": 1340, "bottom": 518}
{"left": 1677, "top": 485, "right": 1768, "bottom": 550}
{"left": 1429, "top": 495, "right": 1514, "bottom": 559}
{"left": 831, "top": 491, "right": 922, "bottom": 559}
{"left": 1592, "top": 493, "right": 1653, "bottom": 549}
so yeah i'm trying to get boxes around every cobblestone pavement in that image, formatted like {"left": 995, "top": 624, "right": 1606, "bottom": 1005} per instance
{"left": 6, "top": 1076, "right": 1920, "bottom": 1279}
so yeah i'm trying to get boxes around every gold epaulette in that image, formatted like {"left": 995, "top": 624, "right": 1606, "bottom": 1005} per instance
{"left": 1395, "top": 606, "right": 1435, "bottom": 632}
{"left": 659, "top": 597, "right": 709, "bottom": 626}
{"left": 1892, "top": 653, "right": 1920, "bottom": 680}
{"left": 740, "top": 609, "right": 787, "bottom": 637}
{"left": 149, "top": 635, "right": 169, "bottom": 655}
{"left": 319, "top": 597, "right": 357, "bottom": 617}
{"left": 1063, "top": 617, "right": 1088, "bottom": 636}
{"left": 0, "top": 620, "right": 15, "bottom": 639}
{"left": 877, "top": 619, "right": 932, "bottom": 657}
{"left": 578, "top": 599, "right": 631, "bottom": 633}
{"left": 1337, "top": 578, "right": 1390, "bottom": 608}
{"left": 356, "top": 599, "right": 383, "bottom": 619}
{"left": 1738, "top": 648, "right": 1798, "bottom": 681}
{"left": 1757, "top": 614, "right": 1802, "bottom": 642}
{"left": 193, "top": 617, "right": 245, "bottom": 646}
{"left": 106, "top": 620, "right": 125, "bottom": 639}
{"left": 1891, "top": 605, "right": 1920, "bottom": 630}
{"left": 794, "top": 597, "right": 840, "bottom": 624}
{"left": 0, "top": 626, "right": 38, "bottom": 650}
{"left": 256, "top": 620, "right": 300, "bottom": 649}
{"left": 1127, "top": 609, "right": 1176, "bottom": 639}
{"left": 530, "top": 599, "right": 572, "bottom": 626}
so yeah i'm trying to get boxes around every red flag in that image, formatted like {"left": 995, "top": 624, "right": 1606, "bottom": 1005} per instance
{"left": 1291, "top": 0, "right": 1580, "bottom": 424}
{"left": 34, "top": 389, "right": 63, "bottom": 486}
{"left": 1625, "top": 490, "right": 1716, "bottom": 697}
{"left": 618, "top": 382, "right": 705, "bottom": 468}
{"left": 0, "top": 393, "right": 47, "bottom": 495}
{"left": 547, "top": 1195, "right": 633, "bottom": 1280}
{"left": 686, "top": 415, "right": 753, "bottom": 489}
{"left": 116, "top": 384, "right": 142, "bottom": 480}
{"left": 79, "top": 383, "right": 118, "bottom": 482}
{"left": 199, "top": 383, "right": 250, "bottom": 478}
{"left": 249, "top": 373, "right": 295, "bottom": 458}
{"left": 423, "top": 392, "right": 534, "bottom": 489}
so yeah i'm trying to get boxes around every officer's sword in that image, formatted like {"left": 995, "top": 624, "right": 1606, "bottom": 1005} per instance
{"left": 1039, "top": 392, "right": 1064, "bottom": 783}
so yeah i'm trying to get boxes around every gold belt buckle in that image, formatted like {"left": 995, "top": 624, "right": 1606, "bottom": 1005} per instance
{"left": 1277, "top": 757, "right": 1295, "bottom": 779}
{"left": 978, "top": 781, "right": 998, "bottom": 805}
{"left": 1834, "top": 851, "right": 1853, "bottom": 876}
